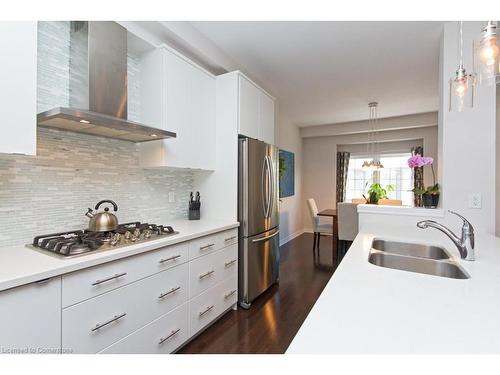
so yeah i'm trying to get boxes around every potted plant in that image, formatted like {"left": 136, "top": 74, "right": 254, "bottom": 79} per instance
{"left": 363, "top": 183, "right": 395, "bottom": 205}
{"left": 407, "top": 154, "right": 440, "bottom": 208}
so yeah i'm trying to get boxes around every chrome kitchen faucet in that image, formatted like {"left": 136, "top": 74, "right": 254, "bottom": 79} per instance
{"left": 417, "top": 211, "right": 475, "bottom": 261}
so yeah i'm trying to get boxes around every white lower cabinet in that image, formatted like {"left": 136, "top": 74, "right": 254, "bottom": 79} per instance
{"left": 189, "top": 275, "right": 238, "bottom": 337}
{"left": 100, "top": 303, "right": 189, "bottom": 354}
{"left": 59, "top": 229, "right": 238, "bottom": 354}
{"left": 62, "top": 263, "right": 189, "bottom": 353}
{"left": 0, "top": 277, "right": 61, "bottom": 353}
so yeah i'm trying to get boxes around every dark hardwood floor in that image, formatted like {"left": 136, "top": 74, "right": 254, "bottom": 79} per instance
{"left": 178, "top": 233, "right": 335, "bottom": 354}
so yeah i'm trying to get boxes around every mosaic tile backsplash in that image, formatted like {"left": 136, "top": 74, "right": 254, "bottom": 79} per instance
{"left": 0, "top": 22, "right": 193, "bottom": 246}
{"left": 0, "top": 129, "right": 194, "bottom": 246}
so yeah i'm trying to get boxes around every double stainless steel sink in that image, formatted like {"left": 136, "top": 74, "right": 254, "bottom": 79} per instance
{"left": 368, "top": 239, "right": 470, "bottom": 279}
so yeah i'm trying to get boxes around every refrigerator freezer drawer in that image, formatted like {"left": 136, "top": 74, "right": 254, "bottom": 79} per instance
{"left": 238, "top": 228, "right": 280, "bottom": 308}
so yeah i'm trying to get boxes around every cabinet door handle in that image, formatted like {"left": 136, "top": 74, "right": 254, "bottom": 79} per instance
{"left": 224, "top": 289, "right": 237, "bottom": 299}
{"left": 200, "top": 243, "right": 215, "bottom": 250}
{"left": 199, "top": 270, "right": 215, "bottom": 279}
{"left": 91, "top": 272, "right": 127, "bottom": 286}
{"left": 199, "top": 305, "right": 214, "bottom": 317}
{"left": 158, "top": 328, "right": 181, "bottom": 345}
{"left": 224, "top": 259, "right": 237, "bottom": 267}
{"left": 158, "top": 254, "right": 181, "bottom": 264}
{"left": 158, "top": 286, "right": 181, "bottom": 299}
{"left": 91, "top": 312, "right": 126, "bottom": 332}
{"left": 224, "top": 236, "right": 237, "bottom": 242}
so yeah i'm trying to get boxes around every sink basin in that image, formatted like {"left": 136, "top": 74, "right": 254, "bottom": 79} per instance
{"left": 368, "top": 252, "right": 470, "bottom": 279}
{"left": 372, "top": 239, "right": 450, "bottom": 260}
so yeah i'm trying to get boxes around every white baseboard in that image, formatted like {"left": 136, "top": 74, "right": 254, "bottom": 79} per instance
{"left": 279, "top": 229, "right": 305, "bottom": 246}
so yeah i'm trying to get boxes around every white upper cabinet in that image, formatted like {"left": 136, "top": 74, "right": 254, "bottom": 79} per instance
{"left": 238, "top": 75, "right": 260, "bottom": 140}
{"left": 139, "top": 46, "right": 216, "bottom": 170}
{"left": 221, "top": 72, "right": 275, "bottom": 145}
{"left": 0, "top": 22, "right": 37, "bottom": 155}
{"left": 259, "top": 91, "right": 275, "bottom": 144}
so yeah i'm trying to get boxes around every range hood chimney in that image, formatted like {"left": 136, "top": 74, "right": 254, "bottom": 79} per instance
{"left": 37, "top": 21, "right": 175, "bottom": 142}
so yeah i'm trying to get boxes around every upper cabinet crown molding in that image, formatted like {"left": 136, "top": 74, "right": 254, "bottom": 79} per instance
{"left": 0, "top": 22, "right": 37, "bottom": 156}
{"left": 139, "top": 45, "right": 216, "bottom": 170}
{"left": 217, "top": 71, "right": 275, "bottom": 145}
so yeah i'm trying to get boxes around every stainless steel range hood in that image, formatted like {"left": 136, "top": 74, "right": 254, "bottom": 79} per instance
{"left": 37, "top": 21, "right": 175, "bottom": 143}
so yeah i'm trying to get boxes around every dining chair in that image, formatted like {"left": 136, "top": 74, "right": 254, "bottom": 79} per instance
{"left": 306, "top": 198, "right": 333, "bottom": 263}
{"left": 378, "top": 199, "right": 403, "bottom": 206}
{"left": 337, "top": 202, "right": 359, "bottom": 260}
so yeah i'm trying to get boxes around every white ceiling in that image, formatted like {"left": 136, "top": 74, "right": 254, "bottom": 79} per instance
{"left": 190, "top": 21, "right": 444, "bottom": 127}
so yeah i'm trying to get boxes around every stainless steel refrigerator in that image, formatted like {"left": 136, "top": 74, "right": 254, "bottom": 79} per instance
{"left": 238, "top": 137, "right": 280, "bottom": 309}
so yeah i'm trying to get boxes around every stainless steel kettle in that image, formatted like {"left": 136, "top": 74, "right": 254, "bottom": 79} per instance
{"left": 85, "top": 200, "right": 119, "bottom": 232}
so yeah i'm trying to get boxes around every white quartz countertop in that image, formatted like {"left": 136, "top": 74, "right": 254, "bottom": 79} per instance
{"left": 286, "top": 227, "right": 500, "bottom": 354}
{"left": 0, "top": 219, "right": 239, "bottom": 292}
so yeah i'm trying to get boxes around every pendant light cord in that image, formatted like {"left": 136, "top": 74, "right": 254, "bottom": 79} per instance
{"left": 459, "top": 20, "right": 464, "bottom": 66}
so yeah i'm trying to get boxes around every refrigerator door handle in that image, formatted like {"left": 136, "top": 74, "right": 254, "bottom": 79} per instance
{"left": 268, "top": 155, "right": 274, "bottom": 217}
{"left": 265, "top": 155, "right": 272, "bottom": 218}
{"left": 261, "top": 156, "right": 268, "bottom": 218}
{"left": 251, "top": 229, "right": 280, "bottom": 243}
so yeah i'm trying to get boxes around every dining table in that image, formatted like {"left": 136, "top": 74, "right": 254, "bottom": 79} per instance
{"left": 317, "top": 208, "right": 338, "bottom": 266}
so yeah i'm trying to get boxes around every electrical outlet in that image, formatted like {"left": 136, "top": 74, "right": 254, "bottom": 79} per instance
{"left": 468, "top": 193, "right": 482, "bottom": 209}
{"left": 168, "top": 192, "right": 175, "bottom": 203}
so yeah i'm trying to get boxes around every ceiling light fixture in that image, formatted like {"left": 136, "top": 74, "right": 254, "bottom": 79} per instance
{"left": 79, "top": 119, "right": 90, "bottom": 124}
{"left": 362, "top": 102, "right": 384, "bottom": 171}
{"left": 450, "top": 21, "right": 475, "bottom": 112}
{"left": 475, "top": 21, "right": 500, "bottom": 84}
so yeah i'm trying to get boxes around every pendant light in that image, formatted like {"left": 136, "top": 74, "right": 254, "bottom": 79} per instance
{"left": 450, "top": 21, "right": 475, "bottom": 112}
{"left": 362, "top": 102, "right": 384, "bottom": 171}
{"left": 475, "top": 21, "right": 500, "bottom": 84}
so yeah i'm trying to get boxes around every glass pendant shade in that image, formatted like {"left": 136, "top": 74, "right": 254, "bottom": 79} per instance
{"left": 475, "top": 21, "right": 500, "bottom": 84}
{"left": 449, "top": 65, "right": 475, "bottom": 111}
{"left": 449, "top": 21, "right": 475, "bottom": 112}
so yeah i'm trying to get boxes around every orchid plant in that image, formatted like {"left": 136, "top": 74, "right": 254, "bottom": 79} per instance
{"left": 407, "top": 154, "right": 439, "bottom": 196}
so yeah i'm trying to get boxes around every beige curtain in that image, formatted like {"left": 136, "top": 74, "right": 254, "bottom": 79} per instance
{"left": 336, "top": 152, "right": 350, "bottom": 203}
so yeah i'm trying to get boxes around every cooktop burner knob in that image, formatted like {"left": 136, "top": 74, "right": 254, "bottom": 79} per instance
{"left": 144, "top": 229, "right": 152, "bottom": 239}
{"left": 110, "top": 233, "right": 121, "bottom": 246}
{"left": 124, "top": 231, "right": 132, "bottom": 240}
{"left": 133, "top": 228, "right": 141, "bottom": 238}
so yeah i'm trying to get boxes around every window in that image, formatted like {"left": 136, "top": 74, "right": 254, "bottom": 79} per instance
{"left": 345, "top": 153, "right": 414, "bottom": 206}
{"left": 379, "top": 153, "right": 413, "bottom": 206}
{"left": 345, "top": 157, "right": 373, "bottom": 203}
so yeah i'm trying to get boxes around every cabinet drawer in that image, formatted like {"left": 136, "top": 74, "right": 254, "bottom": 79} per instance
{"left": 218, "top": 244, "right": 238, "bottom": 282}
{"left": 189, "top": 251, "right": 219, "bottom": 298}
{"left": 143, "top": 242, "right": 189, "bottom": 274}
{"left": 100, "top": 303, "right": 189, "bottom": 354}
{"left": 188, "top": 233, "right": 219, "bottom": 259}
{"left": 62, "top": 242, "right": 188, "bottom": 307}
{"left": 219, "top": 229, "right": 238, "bottom": 248}
{"left": 189, "top": 284, "right": 221, "bottom": 336}
{"left": 62, "top": 264, "right": 188, "bottom": 353}
{"left": 188, "top": 229, "right": 238, "bottom": 260}
{"left": 219, "top": 275, "right": 238, "bottom": 312}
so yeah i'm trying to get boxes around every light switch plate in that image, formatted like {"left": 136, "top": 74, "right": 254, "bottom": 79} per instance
{"left": 468, "top": 193, "right": 482, "bottom": 209}
{"left": 168, "top": 192, "right": 175, "bottom": 203}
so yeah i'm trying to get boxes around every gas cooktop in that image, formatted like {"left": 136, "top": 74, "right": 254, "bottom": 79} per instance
{"left": 28, "top": 222, "right": 179, "bottom": 258}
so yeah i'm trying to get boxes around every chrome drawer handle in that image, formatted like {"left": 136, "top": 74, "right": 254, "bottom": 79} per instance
{"left": 200, "top": 243, "right": 215, "bottom": 250}
{"left": 158, "top": 328, "right": 181, "bottom": 345}
{"left": 224, "top": 236, "right": 237, "bottom": 242}
{"left": 158, "top": 286, "right": 181, "bottom": 299}
{"left": 224, "top": 259, "right": 237, "bottom": 267}
{"left": 199, "top": 305, "right": 214, "bottom": 317}
{"left": 199, "top": 270, "right": 215, "bottom": 279}
{"left": 158, "top": 254, "right": 181, "bottom": 264}
{"left": 91, "top": 312, "right": 126, "bottom": 332}
{"left": 224, "top": 289, "right": 237, "bottom": 299}
{"left": 91, "top": 272, "right": 127, "bottom": 286}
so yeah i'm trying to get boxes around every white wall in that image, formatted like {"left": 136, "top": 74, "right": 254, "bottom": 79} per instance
{"left": 439, "top": 22, "right": 496, "bottom": 234}
{"left": 276, "top": 106, "right": 304, "bottom": 245}
{"left": 302, "top": 125, "right": 438, "bottom": 232}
